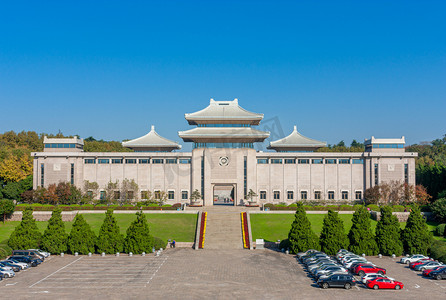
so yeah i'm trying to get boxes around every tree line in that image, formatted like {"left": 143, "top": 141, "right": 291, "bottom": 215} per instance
{"left": 8, "top": 207, "right": 165, "bottom": 254}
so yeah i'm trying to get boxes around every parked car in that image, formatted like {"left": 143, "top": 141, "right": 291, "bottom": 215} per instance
{"left": 314, "top": 266, "right": 348, "bottom": 278}
{"left": 0, "top": 267, "right": 15, "bottom": 278}
{"left": 28, "top": 249, "right": 50, "bottom": 258}
{"left": 414, "top": 261, "right": 444, "bottom": 271}
{"left": 409, "top": 259, "right": 433, "bottom": 269}
{"left": 6, "top": 259, "right": 29, "bottom": 269}
{"left": 429, "top": 267, "right": 446, "bottom": 280}
{"left": 354, "top": 264, "right": 386, "bottom": 276}
{"left": 9, "top": 256, "right": 40, "bottom": 267}
{"left": 0, "top": 263, "right": 13, "bottom": 271}
{"left": 12, "top": 250, "right": 45, "bottom": 261}
{"left": 423, "top": 266, "right": 446, "bottom": 277}
{"left": 361, "top": 273, "right": 395, "bottom": 284}
{"left": 400, "top": 254, "right": 428, "bottom": 264}
{"left": 317, "top": 274, "right": 356, "bottom": 289}
{"left": 366, "top": 278, "right": 404, "bottom": 290}
{"left": 0, "top": 261, "right": 21, "bottom": 272}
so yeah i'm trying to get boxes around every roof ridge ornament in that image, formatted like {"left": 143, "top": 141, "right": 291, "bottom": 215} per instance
{"left": 293, "top": 125, "right": 297, "bottom": 132}
{"left": 151, "top": 125, "right": 155, "bottom": 132}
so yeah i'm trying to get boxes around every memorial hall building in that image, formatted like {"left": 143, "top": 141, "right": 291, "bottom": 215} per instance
{"left": 32, "top": 99, "right": 417, "bottom": 206}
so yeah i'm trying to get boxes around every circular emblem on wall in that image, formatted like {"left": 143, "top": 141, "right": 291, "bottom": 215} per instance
{"left": 219, "top": 156, "right": 229, "bottom": 166}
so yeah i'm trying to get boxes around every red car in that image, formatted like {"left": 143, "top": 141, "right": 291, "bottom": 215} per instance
{"left": 366, "top": 278, "right": 404, "bottom": 290}
{"left": 423, "top": 266, "right": 446, "bottom": 277}
{"left": 354, "top": 264, "right": 386, "bottom": 276}
{"left": 409, "top": 259, "right": 433, "bottom": 269}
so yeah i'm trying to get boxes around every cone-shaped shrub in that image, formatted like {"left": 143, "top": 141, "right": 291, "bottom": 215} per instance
{"left": 401, "top": 205, "right": 431, "bottom": 255}
{"left": 8, "top": 207, "right": 41, "bottom": 249}
{"left": 41, "top": 208, "right": 68, "bottom": 254}
{"left": 348, "top": 206, "right": 378, "bottom": 255}
{"left": 319, "top": 210, "right": 349, "bottom": 255}
{"left": 123, "top": 211, "right": 154, "bottom": 254}
{"left": 68, "top": 214, "right": 96, "bottom": 254}
{"left": 96, "top": 209, "right": 124, "bottom": 254}
{"left": 375, "top": 206, "right": 403, "bottom": 256}
{"left": 288, "top": 202, "right": 319, "bottom": 253}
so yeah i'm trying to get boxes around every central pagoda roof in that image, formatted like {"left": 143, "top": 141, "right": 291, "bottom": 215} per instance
{"left": 185, "top": 98, "right": 264, "bottom": 125}
{"left": 178, "top": 127, "right": 270, "bottom": 143}
{"left": 122, "top": 125, "right": 181, "bottom": 152}
{"left": 268, "top": 126, "right": 326, "bottom": 152}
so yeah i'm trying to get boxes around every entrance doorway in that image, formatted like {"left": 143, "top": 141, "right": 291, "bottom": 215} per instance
{"left": 213, "top": 185, "right": 235, "bottom": 206}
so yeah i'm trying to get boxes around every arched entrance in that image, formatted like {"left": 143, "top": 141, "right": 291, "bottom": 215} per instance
{"left": 213, "top": 184, "right": 236, "bottom": 206}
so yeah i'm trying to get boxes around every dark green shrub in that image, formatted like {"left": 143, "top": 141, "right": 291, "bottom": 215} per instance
{"left": 123, "top": 212, "right": 154, "bottom": 254}
{"left": 367, "top": 204, "right": 379, "bottom": 211}
{"left": 279, "top": 238, "right": 291, "bottom": 250}
{"left": 319, "top": 210, "right": 349, "bottom": 255}
{"left": 153, "top": 237, "right": 167, "bottom": 250}
{"left": 0, "top": 243, "right": 12, "bottom": 259}
{"left": 41, "top": 208, "right": 68, "bottom": 254}
{"left": 0, "top": 199, "right": 15, "bottom": 223}
{"left": 420, "top": 205, "right": 431, "bottom": 212}
{"left": 430, "top": 198, "right": 446, "bottom": 223}
{"left": 68, "top": 214, "right": 96, "bottom": 254}
{"left": 348, "top": 206, "right": 378, "bottom": 255}
{"left": 353, "top": 205, "right": 363, "bottom": 211}
{"left": 96, "top": 209, "right": 124, "bottom": 254}
{"left": 434, "top": 224, "right": 446, "bottom": 236}
{"left": 375, "top": 206, "right": 403, "bottom": 256}
{"left": 401, "top": 205, "right": 432, "bottom": 255}
{"left": 430, "top": 240, "right": 446, "bottom": 264}
{"left": 288, "top": 203, "right": 320, "bottom": 253}
{"left": 8, "top": 207, "right": 41, "bottom": 250}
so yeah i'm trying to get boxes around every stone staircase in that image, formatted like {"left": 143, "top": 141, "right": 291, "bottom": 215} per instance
{"left": 204, "top": 209, "right": 244, "bottom": 249}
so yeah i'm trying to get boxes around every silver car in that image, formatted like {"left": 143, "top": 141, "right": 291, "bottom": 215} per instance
{"left": 0, "top": 268, "right": 15, "bottom": 278}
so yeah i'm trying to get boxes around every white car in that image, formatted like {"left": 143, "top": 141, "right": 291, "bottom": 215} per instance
{"left": 400, "top": 254, "right": 428, "bottom": 264}
{"left": 7, "top": 259, "right": 29, "bottom": 269}
{"left": 0, "top": 268, "right": 15, "bottom": 278}
{"left": 361, "top": 273, "right": 394, "bottom": 284}
{"left": 28, "top": 249, "right": 50, "bottom": 258}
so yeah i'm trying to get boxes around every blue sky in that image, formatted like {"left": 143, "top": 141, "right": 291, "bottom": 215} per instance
{"left": 1, "top": 0, "right": 445, "bottom": 151}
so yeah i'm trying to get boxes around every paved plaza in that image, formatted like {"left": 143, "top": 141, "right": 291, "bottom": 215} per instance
{"left": 1, "top": 249, "right": 446, "bottom": 299}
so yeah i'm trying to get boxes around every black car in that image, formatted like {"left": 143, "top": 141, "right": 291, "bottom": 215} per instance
{"left": 0, "top": 261, "right": 20, "bottom": 272}
{"left": 318, "top": 274, "right": 356, "bottom": 289}
{"left": 429, "top": 268, "right": 446, "bottom": 280}
{"left": 9, "top": 256, "right": 40, "bottom": 267}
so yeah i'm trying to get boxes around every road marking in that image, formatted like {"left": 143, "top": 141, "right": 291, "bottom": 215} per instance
{"left": 29, "top": 257, "right": 83, "bottom": 288}
{"left": 414, "top": 284, "right": 420, "bottom": 288}
{"left": 6, "top": 282, "right": 18, "bottom": 286}
{"left": 145, "top": 257, "right": 167, "bottom": 287}
{"left": 30, "top": 291, "right": 49, "bottom": 293}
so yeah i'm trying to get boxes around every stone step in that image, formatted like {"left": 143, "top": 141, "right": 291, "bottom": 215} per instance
{"left": 204, "top": 211, "right": 243, "bottom": 249}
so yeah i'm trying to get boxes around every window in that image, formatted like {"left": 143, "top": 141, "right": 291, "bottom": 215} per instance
{"left": 70, "top": 163, "right": 74, "bottom": 185}
{"left": 312, "top": 159, "right": 323, "bottom": 164}
{"left": 153, "top": 159, "right": 164, "bottom": 164}
{"left": 87, "top": 191, "right": 93, "bottom": 198}
{"left": 141, "top": 191, "right": 148, "bottom": 199}
{"left": 271, "top": 159, "right": 282, "bottom": 164}
{"left": 99, "top": 191, "right": 105, "bottom": 200}
{"left": 298, "top": 159, "right": 309, "bottom": 164}
{"left": 168, "top": 191, "right": 175, "bottom": 200}
{"left": 98, "top": 159, "right": 109, "bottom": 164}
{"left": 260, "top": 191, "right": 266, "bottom": 200}
{"left": 285, "top": 159, "right": 296, "bottom": 164}
{"left": 127, "top": 191, "right": 134, "bottom": 200}
{"left": 125, "top": 159, "right": 137, "bottom": 164}
{"left": 328, "top": 191, "right": 334, "bottom": 200}
{"left": 154, "top": 190, "right": 161, "bottom": 199}
{"left": 84, "top": 159, "right": 96, "bottom": 164}
{"left": 355, "top": 191, "right": 362, "bottom": 200}
{"left": 342, "top": 191, "right": 348, "bottom": 200}
{"left": 114, "top": 191, "right": 120, "bottom": 200}
{"left": 139, "top": 159, "right": 150, "bottom": 164}
{"left": 301, "top": 191, "right": 308, "bottom": 200}
{"left": 182, "top": 191, "right": 188, "bottom": 200}
{"left": 179, "top": 159, "right": 191, "bottom": 164}
{"left": 325, "top": 159, "right": 337, "bottom": 164}
{"left": 404, "top": 163, "right": 408, "bottom": 184}
{"left": 112, "top": 159, "right": 123, "bottom": 164}
{"left": 40, "top": 163, "right": 44, "bottom": 187}
{"left": 339, "top": 159, "right": 350, "bottom": 164}
{"left": 374, "top": 163, "right": 379, "bottom": 185}
{"left": 287, "top": 191, "right": 294, "bottom": 200}
{"left": 257, "top": 158, "right": 268, "bottom": 164}
{"left": 166, "top": 159, "right": 177, "bottom": 164}
{"left": 314, "top": 191, "right": 321, "bottom": 200}
{"left": 273, "top": 191, "right": 280, "bottom": 200}
{"left": 352, "top": 159, "right": 363, "bottom": 164}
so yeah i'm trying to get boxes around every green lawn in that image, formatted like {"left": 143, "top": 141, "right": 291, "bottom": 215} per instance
{"left": 0, "top": 213, "right": 197, "bottom": 246}
{"left": 250, "top": 213, "right": 436, "bottom": 243}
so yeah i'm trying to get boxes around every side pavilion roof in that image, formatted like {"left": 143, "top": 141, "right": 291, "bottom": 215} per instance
{"left": 185, "top": 98, "right": 264, "bottom": 125}
{"left": 268, "top": 126, "right": 326, "bottom": 151}
{"left": 122, "top": 125, "right": 181, "bottom": 150}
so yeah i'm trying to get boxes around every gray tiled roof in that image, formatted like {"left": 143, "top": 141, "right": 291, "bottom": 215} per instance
{"left": 268, "top": 126, "right": 326, "bottom": 149}
{"left": 178, "top": 127, "right": 269, "bottom": 142}
{"left": 122, "top": 125, "right": 181, "bottom": 149}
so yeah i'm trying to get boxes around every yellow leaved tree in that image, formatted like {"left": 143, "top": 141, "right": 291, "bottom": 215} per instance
{"left": 0, "top": 154, "right": 33, "bottom": 182}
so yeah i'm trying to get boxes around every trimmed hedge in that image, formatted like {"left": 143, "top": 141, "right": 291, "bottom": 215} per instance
{"left": 263, "top": 203, "right": 420, "bottom": 212}
{"left": 14, "top": 203, "right": 182, "bottom": 211}
{"left": 430, "top": 240, "right": 446, "bottom": 264}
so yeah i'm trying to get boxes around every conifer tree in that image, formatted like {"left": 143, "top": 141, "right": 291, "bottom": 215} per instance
{"left": 96, "top": 209, "right": 124, "bottom": 254}
{"left": 41, "top": 208, "right": 68, "bottom": 254}
{"left": 288, "top": 203, "right": 319, "bottom": 253}
{"left": 319, "top": 210, "right": 349, "bottom": 255}
{"left": 123, "top": 211, "right": 154, "bottom": 254}
{"left": 68, "top": 214, "right": 96, "bottom": 254}
{"left": 401, "top": 205, "right": 431, "bottom": 255}
{"left": 8, "top": 207, "right": 41, "bottom": 249}
{"left": 348, "top": 206, "right": 378, "bottom": 255}
{"left": 375, "top": 206, "right": 403, "bottom": 255}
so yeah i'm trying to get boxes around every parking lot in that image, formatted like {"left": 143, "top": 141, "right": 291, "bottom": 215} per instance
{"left": 1, "top": 249, "right": 446, "bottom": 299}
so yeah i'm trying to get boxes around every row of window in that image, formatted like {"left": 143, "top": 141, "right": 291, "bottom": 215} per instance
{"left": 370, "top": 144, "right": 405, "bottom": 149}
{"left": 44, "top": 143, "right": 79, "bottom": 148}
{"left": 93, "top": 190, "right": 189, "bottom": 200}
{"left": 84, "top": 158, "right": 192, "bottom": 164}
{"left": 259, "top": 190, "right": 362, "bottom": 200}
{"left": 257, "top": 158, "right": 364, "bottom": 164}
{"left": 197, "top": 124, "right": 251, "bottom": 127}
{"left": 193, "top": 143, "right": 254, "bottom": 149}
